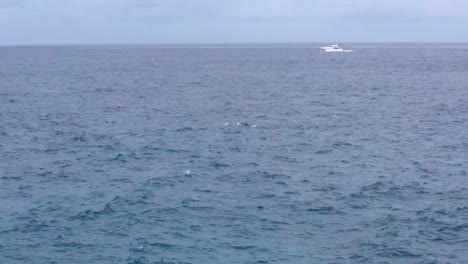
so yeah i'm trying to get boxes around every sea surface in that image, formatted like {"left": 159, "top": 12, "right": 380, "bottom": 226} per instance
{"left": 0, "top": 44, "right": 467, "bottom": 264}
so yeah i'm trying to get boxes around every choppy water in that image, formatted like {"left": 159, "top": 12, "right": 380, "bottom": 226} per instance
{"left": 0, "top": 44, "right": 467, "bottom": 264}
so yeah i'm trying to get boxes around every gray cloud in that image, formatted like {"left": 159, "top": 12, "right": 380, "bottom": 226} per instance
{"left": 0, "top": 0, "right": 467, "bottom": 44}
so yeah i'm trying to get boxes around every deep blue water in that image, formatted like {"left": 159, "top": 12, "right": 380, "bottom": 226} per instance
{"left": 0, "top": 44, "right": 467, "bottom": 264}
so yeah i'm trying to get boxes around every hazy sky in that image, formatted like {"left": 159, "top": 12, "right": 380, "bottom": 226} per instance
{"left": 1, "top": 0, "right": 467, "bottom": 45}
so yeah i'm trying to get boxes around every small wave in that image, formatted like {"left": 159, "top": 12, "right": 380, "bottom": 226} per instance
{"left": 37, "top": 171, "right": 53, "bottom": 177}
{"left": 143, "top": 177, "right": 176, "bottom": 188}
{"left": 231, "top": 245, "right": 257, "bottom": 250}
{"left": 307, "top": 206, "right": 345, "bottom": 215}
{"left": 69, "top": 135, "right": 87, "bottom": 143}
{"left": 360, "top": 242, "right": 422, "bottom": 259}
{"left": 210, "top": 161, "right": 229, "bottom": 169}
{"left": 1, "top": 176, "right": 22, "bottom": 180}
{"left": 315, "top": 149, "right": 332, "bottom": 154}
{"left": 176, "top": 127, "right": 194, "bottom": 132}
{"left": 254, "top": 193, "right": 277, "bottom": 199}
{"left": 68, "top": 203, "right": 115, "bottom": 221}
{"left": 52, "top": 242, "right": 94, "bottom": 248}
{"left": 312, "top": 185, "right": 339, "bottom": 192}
{"left": 260, "top": 171, "right": 289, "bottom": 179}
{"left": 194, "top": 188, "right": 219, "bottom": 194}
{"left": 350, "top": 181, "right": 429, "bottom": 199}
{"left": 149, "top": 242, "right": 178, "bottom": 249}
{"left": 182, "top": 205, "right": 214, "bottom": 211}
{"left": 376, "top": 248, "right": 422, "bottom": 258}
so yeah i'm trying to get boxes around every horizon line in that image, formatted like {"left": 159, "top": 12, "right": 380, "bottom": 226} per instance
{"left": 1, "top": 41, "right": 468, "bottom": 47}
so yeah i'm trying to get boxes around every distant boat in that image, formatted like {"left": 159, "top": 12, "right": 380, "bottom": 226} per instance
{"left": 320, "top": 44, "right": 352, "bottom": 52}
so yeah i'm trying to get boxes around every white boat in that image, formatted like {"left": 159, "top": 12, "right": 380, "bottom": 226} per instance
{"left": 320, "top": 44, "right": 351, "bottom": 52}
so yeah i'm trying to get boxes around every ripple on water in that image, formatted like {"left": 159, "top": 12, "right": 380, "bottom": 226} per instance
{"left": 1, "top": 44, "right": 468, "bottom": 263}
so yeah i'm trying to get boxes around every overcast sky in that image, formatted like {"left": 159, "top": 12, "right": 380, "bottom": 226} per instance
{"left": 1, "top": 0, "right": 467, "bottom": 45}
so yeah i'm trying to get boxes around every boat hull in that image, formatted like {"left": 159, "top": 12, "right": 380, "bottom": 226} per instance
{"left": 320, "top": 47, "right": 352, "bottom": 52}
{"left": 321, "top": 48, "right": 345, "bottom": 52}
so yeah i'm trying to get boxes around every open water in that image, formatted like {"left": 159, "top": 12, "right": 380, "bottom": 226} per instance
{"left": 0, "top": 44, "right": 467, "bottom": 263}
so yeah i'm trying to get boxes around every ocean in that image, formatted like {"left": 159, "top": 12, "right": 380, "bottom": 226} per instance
{"left": 0, "top": 44, "right": 467, "bottom": 263}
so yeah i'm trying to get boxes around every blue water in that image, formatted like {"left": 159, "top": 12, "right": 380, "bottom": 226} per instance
{"left": 0, "top": 44, "right": 467, "bottom": 264}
